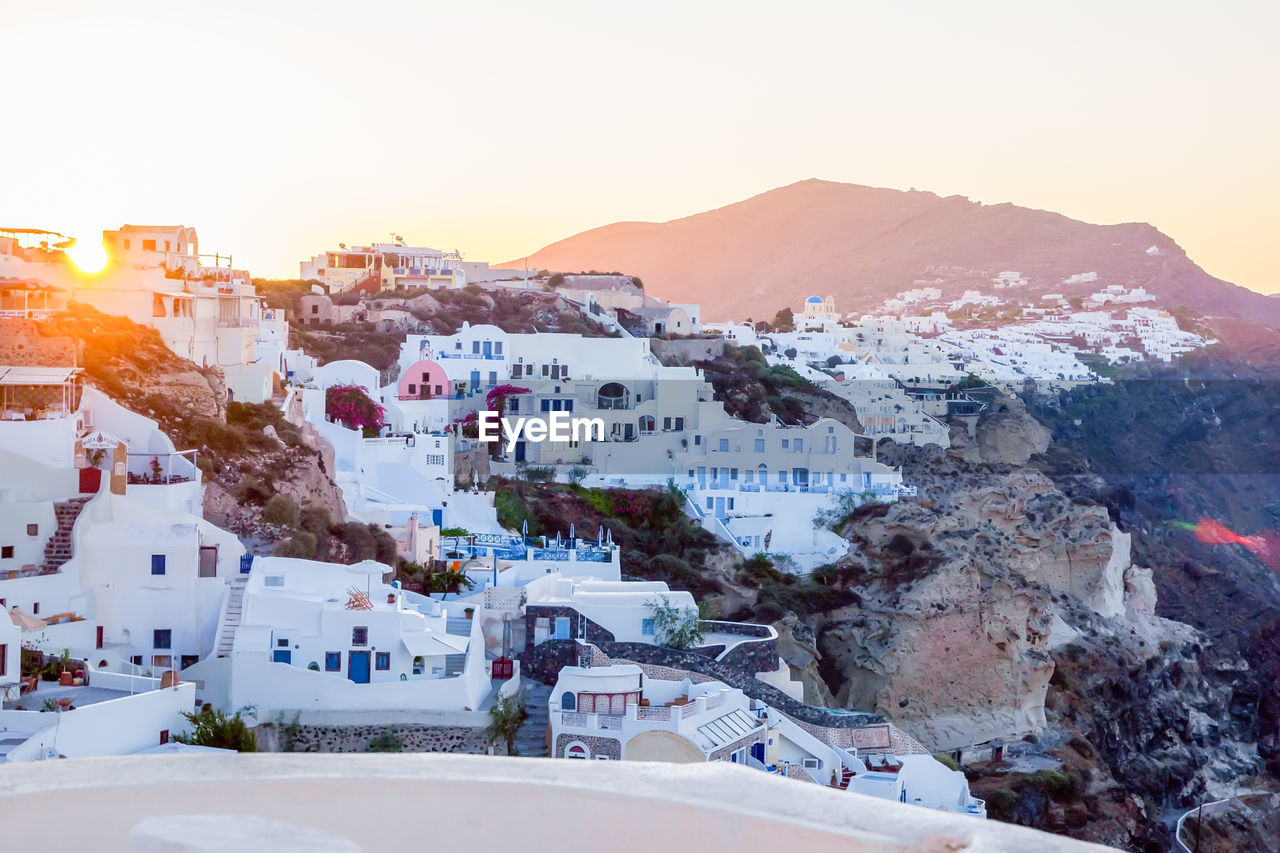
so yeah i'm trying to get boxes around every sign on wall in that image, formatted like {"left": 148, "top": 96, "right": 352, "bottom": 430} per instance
{"left": 81, "top": 430, "right": 121, "bottom": 450}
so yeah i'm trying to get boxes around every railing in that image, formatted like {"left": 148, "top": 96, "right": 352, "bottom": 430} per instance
{"left": 680, "top": 703, "right": 698, "bottom": 719}
{"left": 636, "top": 706, "right": 672, "bottom": 721}
{"left": 0, "top": 308, "right": 58, "bottom": 318}
{"left": 560, "top": 711, "right": 588, "bottom": 727}
{"left": 705, "top": 693, "right": 727, "bottom": 711}
{"left": 598, "top": 715, "right": 623, "bottom": 731}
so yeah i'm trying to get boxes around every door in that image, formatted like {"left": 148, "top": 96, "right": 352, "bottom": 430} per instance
{"left": 348, "top": 651, "right": 371, "bottom": 683}
{"left": 696, "top": 467, "right": 706, "bottom": 488}
{"left": 96, "top": 626, "right": 104, "bottom": 649}
{"left": 469, "top": 370, "right": 480, "bottom": 391}
{"left": 714, "top": 497, "right": 727, "bottom": 520}
{"left": 751, "top": 742, "right": 765, "bottom": 763}
{"left": 553, "top": 617, "right": 570, "bottom": 640}
{"left": 483, "top": 340, "right": 492, "bottom": 358}
{"left": 272, "top": 649, "right": 292, "bottom": 665}
{"left": 514, "top": 441, "right": 527, "bottom": 463}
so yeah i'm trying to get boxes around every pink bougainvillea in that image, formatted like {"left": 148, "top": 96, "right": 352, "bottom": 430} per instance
{"left": 326, "top": 385, "right": 385, "bottom": 435}
{"left": 485, "top": 384, "right": 531, "bottom": 413}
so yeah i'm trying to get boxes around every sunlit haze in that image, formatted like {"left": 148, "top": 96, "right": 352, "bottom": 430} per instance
{"left": 3, "top": 1, "right": 1278, "bottom": 293}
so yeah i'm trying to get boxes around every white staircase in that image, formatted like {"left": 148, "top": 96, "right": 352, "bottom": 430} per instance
{"left": 215, "top": 576, "right": 249, "bottom": 658}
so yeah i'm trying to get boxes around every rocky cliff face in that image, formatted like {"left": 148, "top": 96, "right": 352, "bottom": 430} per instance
{"left": 778, "top": 390, "right": 1279, "bottom": 849}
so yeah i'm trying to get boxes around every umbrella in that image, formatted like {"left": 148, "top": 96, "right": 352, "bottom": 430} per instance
{"left": 569, "top": 523, "right": 575, "bottom": 543}
{"left": 521, "top": 518, "right": 528, "bottom": 541}
{"left": 605, "top": 528, "right": 613, "bottom": 545}
{"left": 596, "top": 526, "right": 603, "bottom": 546}
{"left": 9, "top": 608, "right": 46, "bottom": 632}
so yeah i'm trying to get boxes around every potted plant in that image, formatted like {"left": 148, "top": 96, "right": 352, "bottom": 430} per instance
{"left": 464, "top": 606, "right": 475, "bottom": 620}
{"left": 57, "top": 650, "right": 74, "bottom": 686}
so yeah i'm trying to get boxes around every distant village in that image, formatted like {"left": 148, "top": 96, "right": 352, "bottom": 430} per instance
{"left": 0, "top": 225, "right": 1215, "bottom": 815}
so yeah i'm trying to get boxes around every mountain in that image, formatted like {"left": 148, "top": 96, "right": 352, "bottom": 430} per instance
{"left": 500, "top": 179, "right": 1280, "bottom": 326}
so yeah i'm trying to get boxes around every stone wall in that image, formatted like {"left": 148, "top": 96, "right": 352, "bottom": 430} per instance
{"left": 649, "top": 337, "right": 725, "bottom": 364}
{"left": 259, "top": 722, "right": 501, "bottom": 755}
{"left": 717, "top": 637, "right": 778, "bottom": 677}
{"left": 553, "top": 733, "right": 621, "bottom": 760}
{"left": 523, "top": 605, "right": 616, "bottom": 655}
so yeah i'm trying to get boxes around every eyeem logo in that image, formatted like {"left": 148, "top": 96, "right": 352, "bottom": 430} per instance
{"left": 477, "top": 410, "right": 605, "bottom": 453}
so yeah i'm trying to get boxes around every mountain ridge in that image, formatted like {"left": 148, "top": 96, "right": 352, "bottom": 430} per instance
{"left": 499, "top": 179, "right": 1280, "bottom": 327}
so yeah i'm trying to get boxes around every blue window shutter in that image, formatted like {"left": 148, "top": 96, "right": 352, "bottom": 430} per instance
{"left": 151, "top": 554, "right": 166, "bottom": 575}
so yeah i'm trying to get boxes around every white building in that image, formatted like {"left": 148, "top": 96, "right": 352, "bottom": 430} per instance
{"left": 300, "top": 239, "right": 465, "bottom": 293}
{"left": 200, "top": 556, "right": 489, "bottom": 714}
{"left": 549, "top": 664, "right": 766, "bottom": 763}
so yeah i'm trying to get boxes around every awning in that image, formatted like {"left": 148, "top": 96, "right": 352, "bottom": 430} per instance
{"left": 401, "top": 632, "right": 467, "bottom": 658}
{"left": 9, "top": 608, "right": 47, "bottom": 632}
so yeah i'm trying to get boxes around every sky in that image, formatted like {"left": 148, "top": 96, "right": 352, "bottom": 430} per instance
{"left": 2, "top": 1, "right": 1278, "bottom": 292}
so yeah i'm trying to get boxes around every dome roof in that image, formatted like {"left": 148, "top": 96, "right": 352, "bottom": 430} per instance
{"left": 805, "top": 295, "right": 824, "bottom": 304}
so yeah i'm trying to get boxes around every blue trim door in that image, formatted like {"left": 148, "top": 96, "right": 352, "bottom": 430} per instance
{"left": 348, "top": 651, "right": 371, "bottom": 684}
{"left": 272, "top": 649, "right": 292, "bottom": 665}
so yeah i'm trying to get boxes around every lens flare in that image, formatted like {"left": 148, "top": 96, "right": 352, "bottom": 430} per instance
{"left": 68, "top": 238, "right": 108, "bottom": 273}
{"left": 1174, "top": 517, "right": 1278, "bottom": 568}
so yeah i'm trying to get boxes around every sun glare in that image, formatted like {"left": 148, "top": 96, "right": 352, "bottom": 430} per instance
{"left": 68, "top": 238, "right": 109, "bottom": 273}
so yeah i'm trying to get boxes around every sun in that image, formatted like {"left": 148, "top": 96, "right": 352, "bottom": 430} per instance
{"left": 68, "top": 238, "right": 109, "bottom": 274}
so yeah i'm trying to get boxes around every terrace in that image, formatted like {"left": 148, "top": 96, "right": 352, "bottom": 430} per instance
{"left": 0, "top": 366, "right": 81, "bottom": 422}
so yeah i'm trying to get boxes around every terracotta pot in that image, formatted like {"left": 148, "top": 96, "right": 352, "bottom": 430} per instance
{"left": 57, "top": 697, "right": 72, "bottom": 710}
{"left": 59, "top": 671, "right": 73, "bottom": 686}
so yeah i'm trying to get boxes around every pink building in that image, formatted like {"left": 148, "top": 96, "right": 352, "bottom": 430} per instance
{"left": 397, "top": 359, "right": 449, "bottom": 401}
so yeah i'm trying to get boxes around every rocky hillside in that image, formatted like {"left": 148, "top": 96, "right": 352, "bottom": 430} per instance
{"left": 501, "top": 179, "right": 1280, "bottom": 325}
{"left": 740, "top": 393, "right": 1279, "bottom": 850}
{"left": 32, "top": 306, "right": 346, "bottom": 541}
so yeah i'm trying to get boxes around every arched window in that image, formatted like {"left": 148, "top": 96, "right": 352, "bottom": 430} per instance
{"left": 560, "top": 692, "right": 576, "bottom": 710}
{"left": 638, "top": 415, "right": 655, "bottom": 433}
{"left": 565, "top": 741, "right": 590, "bottom": 759}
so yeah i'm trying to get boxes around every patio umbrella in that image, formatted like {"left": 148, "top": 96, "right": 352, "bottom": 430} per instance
{"left": 521, "top": 518, "right": 528, "bottom": 541}
{"left": 569, "top": 523, "right": 574, "bottom": 542}
{"left": 605, "top": 528, "right": 613, "bottom": 546}
{"left": 9, "top": 608, "right": 46, "bottom": 632}
{"left": 596, "top": 526, "right": 603, "bottom": 546}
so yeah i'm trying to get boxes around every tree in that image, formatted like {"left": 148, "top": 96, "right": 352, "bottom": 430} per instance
{"left": 174, "top": 706, "right": 257, "bottom": 752}
{"left": 325, "top": 385, "right": 385, "bottom": 437}
{"left": 645, "top": 595, "right": 705, "bottom": 650}
{"left": 485, "top": 695, "right": 528, "bottom": 755}
{"left": 567, "top": 466, "right": 590, "bottom": 486}
{"left": 771, "top": 307, "right": 795, "bottom": 332}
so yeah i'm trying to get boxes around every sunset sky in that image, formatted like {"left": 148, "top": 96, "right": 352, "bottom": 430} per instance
{"left": 3, "top": 1, "right": 1277, "bottom": 292}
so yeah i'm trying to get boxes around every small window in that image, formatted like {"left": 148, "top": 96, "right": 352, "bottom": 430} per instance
{"left": 718, "top": 438, "right": 729, "bottom": 452}
{"left": 641, "top": 618, "right": 655, "bottom": 636}
{"left": 375, "top": 652, "right": 390, "bottom": 671}
{"left": 32, "top": 602, "right": 39, "bottom": 615}
{"left": 131, "top": 655, "right": 143, "bottom": 666}
{"left": 352, "top": 626, "right": 368, "bottom": 646}
{"left": 142, "top": 239, "right": 156, "bottom": 251}
{"left": 794, "top": 438, "right": 803, "bottom": 453}
{"left": 122, "top": 239, "right": 131, "bottom": 249}
{"left": 159, "top": 730, "right": 169, "bottom": 745}
{"left": 754, "top": 439, "right": 765, "bottom": 453}
{"left": 154, "top": 629, "right": 172, "bottom": 649}
{"left": 0, "top": 545, "right": 12, "bottom": 559}
{"left": 781, "top": 439, "right": 789, "bottom": 449}
{"left": 693, "top": 435, "right": 701, "bottom": 446}
{"left": 325, "top": 652, "right": 341, "bottom": 671}
{"left": 277, "top": 638, "right": 289, "bottom": 648}
{"left": 802, "top": 758, "right": 821, "bottom": 769}
{"left": 264, "top": 576, "right": 284, "bottom": 587}
{"left": 151, "top": 554, "right": 166, "bottom": 575}
{"left": 26, "top": 524, "right": 38, "bottom": 536}
{"left": 311, "top": 304, "right": 319, "bottom": 314}
{"left": 152, "top": 654, "right": 172, "bottom": 668}
{"left": 674, "top": 417, "right": 684, "bottom": 430}
{"left": 408, "top": 384, "right": 416, "bottom": 394}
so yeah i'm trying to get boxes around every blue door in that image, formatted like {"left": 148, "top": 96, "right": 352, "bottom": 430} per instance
{"left": 751, "top": 742, "right": 765, "bottom": 763}
{"left": 696, "top": 467, "right": 706, "bottom": 488}
{"left": 272, "top": 649, "right": 292, "bottom": 665}
{"left": 514, "top": 441, "right": 526, "bottom": 463}
{"left": 714, "top": 497, "right": 727, "bottom": 519}
{"left": 431, "top": 508, "right": 443, "bottom": 527}
{"left": 553, "top": 617, "right": 570, "bottom": 640}
{"left": 348, "top": 651, "right": 371, "bottom": 684}
{"left": 483, "top": 340, "right": 492, "bottom": 358}
{"left": 469, "top": 370, "right": 480, "bottom": 391}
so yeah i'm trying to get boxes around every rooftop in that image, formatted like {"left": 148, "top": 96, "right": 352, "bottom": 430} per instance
{"left": 0, "top": 754, "right": 1105, "bottom": 852}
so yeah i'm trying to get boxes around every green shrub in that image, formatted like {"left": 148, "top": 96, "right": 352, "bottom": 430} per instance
{"left": 262, "top": 494, "right": 300, "bottom": 527}
{"left": 366, "top": 729, "right": 403, "bottom": 753}
{"left": 174, "top": 706, "right": 257, "bottom": 752}
{"left": 274, "top": 532, "right": 317, "bottom": 559}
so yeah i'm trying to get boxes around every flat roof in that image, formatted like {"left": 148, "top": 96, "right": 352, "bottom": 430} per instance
{"left": 0, "top": 366, "right": 81, "bottom": 385}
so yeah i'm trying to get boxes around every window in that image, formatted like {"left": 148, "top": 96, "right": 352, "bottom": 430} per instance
{"left": 641, "top": 618, "right": 655, "bottom": 636}
{"left": 718, "top": 438, "right": 729, "bottom": 452}
{"left": 472, "top": 341, "right": 480, "bottom": 354}
{"left": 142, "top": 239, "right": 156, "bottom": 251}
{"left": 153, "top": 629, "right": 172, "bottom": 649}
{"left": 375, "top": 652, "right": 390, "bottom": 671}
{"left": 674, "top": 417, "right": 684, "bottom": 430}
{"left": 0, "top": 546, "right": 12, "bottom": 559}
{"left": 131, "top": 655, "right": 143, "bottom": 666}
{"left": 152, "top": 654, "right": 172, "bottom": 668}
{"left": 352, "top": 626, "right": 369, "bottom": 646}
{"left": 781, "top": 439, "right": 789, "bottom": 449}
{"left": 663, "top": 417, "right": 672, "bottom": 430}
{"left": 122, "top": 239, "right": 130, "bottom": 249}
{"left": 754, "top": 438, "right": 765, "bottom": 452}
{"left": 26, "top": 524, "right": 38, "bottom": 536}
{"left": 0, "top": 644, "right": 6, "bottom": 677}
{"left": 706, "top": 498, "right": 714, "bottom": 510}
{"left": 494, "top": 342, "right": 503, "bottom": 355}
{"left": 408, "top": 383, "right": 416, "bottom": 394}
{"left": 264, "top": 576, "right": 284, "bottom": 588}
{"left": 802, "top": 758, "right": 821, "bottom": 770}
{"left": 794, "top": 438, "right": 803, "bottom": 453}
{"left": 728, "top": 498, "right": 735, "bottom": 510}
{"left": 159, "top": 730, "right": 169, "bottom": 745}
{"left": 151, "top": 554, "right": 166, "bottom": 575}
{"left": 276, "top": 638, "right": 289, "bottom": 648}
{"left": 694, "top": 435, "right": 701, "bottom": 446}
{"left": 560, "top": 692, "right": 576, "bottom": 710}
{"left": 325, "top": 652, "right": 341, "bottom": 672}
{"left": 32, "top": 602, "right": 39, "bottom": 615}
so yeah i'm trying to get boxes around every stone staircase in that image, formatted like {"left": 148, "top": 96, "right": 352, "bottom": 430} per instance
{"left": 443, "top": 654, "right": 466, "bottom": 677}
{"left": 214, "top": 576, "right": 250, "bottom": 658}
{"left": 445, "top": 617, "right": 472, "bottom": 636}
{"left": 512, "top": 681, "right": 551, "bottom": 757}
{"left": 40, "top": 497, "right": 91, "bottom": 572}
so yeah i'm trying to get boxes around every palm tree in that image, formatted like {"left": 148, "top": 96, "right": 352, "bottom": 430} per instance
{"left": 485, "top": 695, "right": 528, "bottom": 755}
